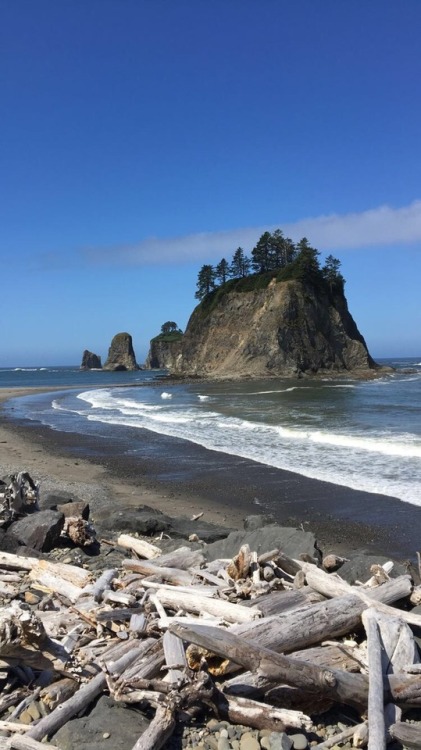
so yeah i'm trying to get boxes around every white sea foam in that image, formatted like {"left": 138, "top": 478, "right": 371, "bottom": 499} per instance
{"left": 66, "top": 382, "right": 421, "bottom": 507}
{"left": 161, "top": 392, "right": 172, "bottom": 399}
{"left": 198, "top": 395, "right": 210, "bottom": 401}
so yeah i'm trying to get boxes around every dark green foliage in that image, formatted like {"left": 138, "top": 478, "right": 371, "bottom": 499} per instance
{"left": 151, "top": 330, "right": 183, "bottom": 343}
{"left": 215, "top": 258, "right": 229, "bottom": 285}
{"left": 322, "top": 254, "right": 345, "bottom": 293}
{"left": 230, "top": 247, "right": 251, "bottom": 278}
{"left": 161, "top": 321, "right": 181, "bottom": 335}
{"left": 195, "top": 264, "right": 216, "bottom": 301}
{"left": 193, "top": 229, "right": 345, "bottom": 313}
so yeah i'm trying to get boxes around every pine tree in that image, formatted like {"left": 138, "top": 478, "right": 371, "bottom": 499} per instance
{"left": 230, "top": 247, "right": 251, "bottom": 278}
{"left": 322, "top": 255, "right": 345, "bottom": 292}
{"left": 195, "top": 264, "right": 216, "bottom": 300}
{"left": 215, "top": 258, "right": 229, "bottom": 285}
{"left": 251, "top": 231, "right": 273, "bottom": 273}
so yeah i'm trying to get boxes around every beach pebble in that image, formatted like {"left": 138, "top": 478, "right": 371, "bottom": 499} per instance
{"left": 103, "top": 732, "right": 111, "bottom": 739}
{"left": 289, "top": 734, "right": 308, "bottom": 749}
{"left": 217, "top": 738, "right": 231, "bottom": 750}
{"left": 268, "top": 732, "right": 293, "bottom": 750}
{"left": 239, "top": 732, "right": 260, "bottom": 750}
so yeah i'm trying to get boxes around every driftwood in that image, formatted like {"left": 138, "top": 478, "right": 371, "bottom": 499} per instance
{"left": 4, "top": 481, "right": 421, "bottom": 750}
{"left": 362, "top": 608, "right": 386, "bottom": 749}
{"left": 389, "top": 722, "right": 421, "bottom": 749}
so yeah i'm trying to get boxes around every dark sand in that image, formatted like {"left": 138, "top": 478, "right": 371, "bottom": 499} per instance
{"left": 0, "top": 386, "right": 420, "bottom": 561}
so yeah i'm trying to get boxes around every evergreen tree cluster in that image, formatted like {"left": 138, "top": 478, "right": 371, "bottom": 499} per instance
{"left": 195, "top": 230, "right": 345, "bottom": 301}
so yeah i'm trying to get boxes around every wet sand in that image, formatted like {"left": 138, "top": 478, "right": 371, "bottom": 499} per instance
{"left": 1, "top": 386, "right": 420, "bottom": 561}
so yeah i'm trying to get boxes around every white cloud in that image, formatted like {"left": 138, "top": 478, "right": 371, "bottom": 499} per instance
{"left": 83, "top": 199, "right": 421, "bottom": 267}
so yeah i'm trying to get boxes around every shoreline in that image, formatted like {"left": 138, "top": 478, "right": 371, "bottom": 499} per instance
{"left": 1, "top": 386, "right": 420, "bottom": 562}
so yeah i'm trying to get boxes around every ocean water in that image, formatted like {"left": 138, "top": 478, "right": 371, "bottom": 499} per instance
{"left": 1, "top": 359, "right": 421, "bottom": 507}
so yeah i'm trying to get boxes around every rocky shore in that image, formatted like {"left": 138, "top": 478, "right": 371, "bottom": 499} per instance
{"left": 1, "top": 388, "right": 421, "bottom": 748}
{"left": 1, "top": 470, "right": 421, "bottom": 750}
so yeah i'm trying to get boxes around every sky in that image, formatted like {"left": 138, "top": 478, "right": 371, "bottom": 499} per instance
{"left": 1, "top": 0, "right": 421, "bottom": 366}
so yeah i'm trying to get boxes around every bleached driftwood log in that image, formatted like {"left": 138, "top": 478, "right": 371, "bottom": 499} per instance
{"left": 155, "top": 589, "right": 261, "bottom": 624}
{"left": 117, "top": 534, "right": 161, "bottom": 559}
{"left": 170, "top": 622, "right": 369, "bottom": 709}
{"left": 122, "top": 559, "right": 194, "bottom": 586}
{"left": 28, "top": 559, "right": 90, "bottom": 603}
{"left": 362, "top": 608, "right": 386, "bottom": 750}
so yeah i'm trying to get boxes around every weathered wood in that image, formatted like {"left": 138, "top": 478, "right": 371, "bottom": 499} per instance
{"left": 244, "top": 588, "right": 324, "bottom": 616}
{"left": 117, "top": 534, "right": 162, "bottom": 559}
{"left": 0, "top": 552, "right": 39, "bottom": 571}
{"left": 212, "top": 693, "right": 312, "bottom": 732}
{"left": 162, "top": 630, "right": 186, "bottom": 684}
{"left": 9, "top": 736, "right": 60, "bottom": 750}
{"left": 233, "top": 594, "right": 370, "bottom": 654}
{"left": 27, "top": 672, "right": 107, "bottom": 741}
{"left": 314, "top": 722, "right": 367, "bottom": 748}
{"left": 153, "top": 546, "right": 205, "bottom": 570}
{"left": 89, "top": 568, "right": 117, "bottom": 602}
{"left": 156, "top": 589, "right": 261, "bottom": 624}
{"left": 122, "top": 559, "right": 194, "bottom": 586}
{"left": 40, "top": 677, "right": 79, "bottom": 710}
{"left": 130, "top": 704, "right": 176, "bottom": 750}
{"left": 304, "top": 565, "right": 412, "bottom": 603}
{"left": 389, "top": 721, "right": 421, "bottom": 749}
{"left": 362, "top": 608, "right": 386, "bottom": 750}
{"left": 170, "top": 622, "right": 369, "bottom": 709}
{"left": 28, "top": 560, "right": 90, "bottom": 603}
{"left": 223, "top": 642, "right": 364, "bottom": 697}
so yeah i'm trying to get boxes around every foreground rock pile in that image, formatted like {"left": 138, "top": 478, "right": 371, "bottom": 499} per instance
{"left": 1, "top": 474, "right": 421, "bottom": 749}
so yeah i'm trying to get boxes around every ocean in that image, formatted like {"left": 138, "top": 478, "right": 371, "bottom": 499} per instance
{"left": 1, "top": 358, "right": 420, "bottom": 508}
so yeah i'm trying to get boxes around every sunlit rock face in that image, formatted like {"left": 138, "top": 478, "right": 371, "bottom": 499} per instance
{"left": 172, "top": 279, "right": 377, "bottom": 379}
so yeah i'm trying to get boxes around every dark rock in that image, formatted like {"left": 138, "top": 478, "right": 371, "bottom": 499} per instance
{"left": 243, "top": 514, "right": 275, "bottom": 531}
{"left": 0, "top": 528, "right": 20, "bottom": 553}
{"left": 103, "top": 332, "right": 138, "bottom": 371}
{"left": 80, "top": 350, "right": 102, "bottom": 370}
{"left": 56, "top": 500, "right": 90, "bottom": 520}
{"left": 96, "top": 504, "right": 230, "bottom": 543}
{"left": 52, "top": 695, "right": 150, "bottom": 750}
{"left": 145, "top": 334, "right": 183, "bottom": 370}
{"left": 339, "top": 554, "right": 408, "bottom": 585}
{"left": 204, "top": 524, "right": 317, "bottom": 561}
{"left": 6, "top": 510, "right": 65, "bottom": 552}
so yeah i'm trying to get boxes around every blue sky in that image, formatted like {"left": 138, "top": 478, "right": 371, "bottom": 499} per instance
{"left": 1, "top": 0, "right": 420, "bottom": 366}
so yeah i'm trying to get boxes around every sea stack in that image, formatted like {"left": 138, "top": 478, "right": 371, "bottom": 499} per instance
{"left": 80, "top": 350, "right": 102, "bottom": 370}
{"left": 103, "top": 332, "right": 138, "bottom": 371}
{"left": 171, "top": 279, "right": 378, "bottom": 378}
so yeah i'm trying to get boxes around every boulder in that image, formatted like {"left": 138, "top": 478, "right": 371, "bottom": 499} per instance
{"left": 204, "top": 523, "right": 317, "bottom": 561}
{"left": 96, "top": 504, "right": 231, "bottom": 543}
{"left": 103, "top": 332, "right": 138, "bottom": 371}
{"left": 52, "top": 695, "right": 150, "bottom": 750}
{"left": 6, "top": 510, "right": 65, "bottom": 552}
{"left": 80, "top": 350, "right": 102, "bottom": 370}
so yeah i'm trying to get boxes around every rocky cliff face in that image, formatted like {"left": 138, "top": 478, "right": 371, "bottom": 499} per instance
{"left": 172, "top": 279, "right": 377, "bottom": 378}
{"left": 145, "top": 336, "right": 183, "bottom": 370}
{"left": 80, "top": 350, "right": 102, "bottom": 370}
{"left": 103, "top": 332, "right": 138, "bottom": 371}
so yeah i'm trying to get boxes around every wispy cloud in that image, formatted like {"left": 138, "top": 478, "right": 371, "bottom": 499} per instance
{"left": 80, "top": 199, "right": 421, "bottom": 268}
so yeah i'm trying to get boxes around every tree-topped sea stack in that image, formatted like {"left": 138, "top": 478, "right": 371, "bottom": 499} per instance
{"left": 103, "top": 332, "right": 138, "bottom": 371}
{"left": 172, "top": 230, "right": 379, "bottom": 379}
{"left": 145, "top": 322, "right": 183, "bottom": 370}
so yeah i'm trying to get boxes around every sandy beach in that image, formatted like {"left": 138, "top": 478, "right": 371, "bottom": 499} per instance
{"left": 1, "top": 385, "right": 421, "bottom": 562}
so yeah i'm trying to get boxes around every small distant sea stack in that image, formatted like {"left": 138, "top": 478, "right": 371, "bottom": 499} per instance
{"left": 103, "top": 332, "right": 138, "bottom": 371}
{"left": 80, "top": 350, "right": 102, "bottom": 370}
